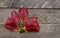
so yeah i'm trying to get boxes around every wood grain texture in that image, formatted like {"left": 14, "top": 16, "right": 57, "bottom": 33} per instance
{"left": 0, "top": 0, "right": 60, "bottom": 8}
{"left": 0, "top": 24, "right": 60, "bottom": 38}
{"left": 0, "top": 9, "right": 60, "bottom": 38}
{"left": 0, "top": 9, "right": 60, "bottom": 24}
{"left": 8, "top": 0, "right": 60, "bottom": 8}
{"left": 0, "top": 0, "right": 14, "bottom": 7}
{"left": 0, "top": 0, "right": 60, "bottom": 38}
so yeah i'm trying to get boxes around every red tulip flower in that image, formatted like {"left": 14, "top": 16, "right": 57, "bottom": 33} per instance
{"left": 5, "top": 8, "right": 40, "bottom": 33}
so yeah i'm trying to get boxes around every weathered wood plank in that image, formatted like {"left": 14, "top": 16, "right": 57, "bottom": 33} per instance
{"left": 0, "top": 0, "right": 60, "bottom": 8}
{"left": 12, "top": 0, "right": 60, "bottom": 8}
{"left": 0, "top": 9, "right": 60, "bottom": 38}
{"left": 0, "top": 24, "right": 60, "bottom": 38}
{"left": 0, "top": 0, "right": 14, "bottom": 7}
{"left": 0, "top": 9, "right": 60, "bottom": 24}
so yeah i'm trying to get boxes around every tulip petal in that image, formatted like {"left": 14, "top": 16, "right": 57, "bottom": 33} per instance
{"left": 11, "top": 11, "right": 20, "bottom": 24}
{"left": 19, "top": 8, "right": 28, "bottom": 22}
{"left": 26, "top": 17, "right": 38, "bottom": 24}
{"left": 25, "top": 21, "right": 40, "bottom": 32}
{"left": 25, "top": 17, "right": 40, "bottom": 32}
{"left": 5, "top": 18, "right": 17, "bottom": 31}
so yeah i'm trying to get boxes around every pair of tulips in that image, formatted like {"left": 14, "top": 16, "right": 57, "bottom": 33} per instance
{"left": 5, "top": 8, "right": 40, "bottom": 33}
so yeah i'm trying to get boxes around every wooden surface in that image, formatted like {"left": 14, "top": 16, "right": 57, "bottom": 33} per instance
{"left": 0, "top": 0, "right": 60, "bottom": 8}
{"left": 0, "top": 9, "right": 60, "bottom": 38}
{"left": 0, "top": 0, "right": 60, "bottom": 38}
{"left": 0, "top": 9, "right": 60, "bottom": 24}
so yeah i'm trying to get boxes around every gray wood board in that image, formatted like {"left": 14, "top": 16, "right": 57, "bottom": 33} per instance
{"left": 0, "top": 9, "right": 60, "bottom": 38}
{"left": 0, "top": 0, "right": 60, "bottom": 8}
{"left": 0, "top": 0, "right": 14, "bottom": 7}
{"left": 0, "top": 9, "right": 60, "bottom": 24}
{"left": 0, "top": 24, "right": 60, "bottom": 38}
